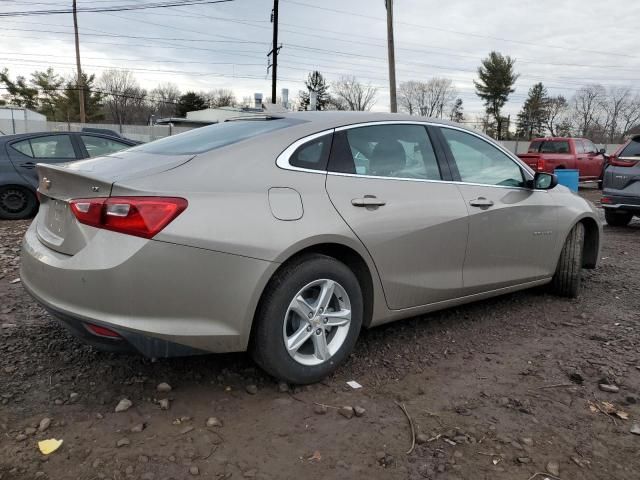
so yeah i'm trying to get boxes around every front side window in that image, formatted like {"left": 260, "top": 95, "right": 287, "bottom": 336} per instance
{"left": 441, "top": 128, "right": 524, "bottom": 188}
{"left": 584, "top": 140, "right": 598, "bottom": 154}
{"left": 328, "top": 124, "right": 441, "bottom": 180}
{"left": 288, "top": 134, "right": 332, "bottom": 170}
{"left": 11, "top": 135, "right": 76, "bottom": 159}
{"left": 81, "top": 135, "right": 131, "bottom": 158}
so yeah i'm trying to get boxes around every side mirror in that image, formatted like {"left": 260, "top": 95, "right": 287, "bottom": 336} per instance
{"left": 533, "top": 172, "right": 558, "bottom": 190}
{"left": 599, "top": 148, "right": 606, "bottom": 155}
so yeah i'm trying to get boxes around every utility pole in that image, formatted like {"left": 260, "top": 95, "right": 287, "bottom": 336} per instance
{"left": 385, "top": 0, "right": 397, "bottom": 113}
{"left": 72, "top": 0, "right": 86, "bottom": 123}
{"left": 270, "top": 0, "right": 279, "bottom": 104}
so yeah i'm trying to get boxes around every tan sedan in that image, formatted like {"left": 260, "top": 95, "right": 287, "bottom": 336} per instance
{"left": 21, "top": 112, "right": 601, "bottom": 384}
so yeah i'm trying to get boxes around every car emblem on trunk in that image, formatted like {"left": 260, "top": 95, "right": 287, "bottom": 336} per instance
{"left": 42, "top": 177, "right": 51, "bottom": 190}
{"left": 91, "top": 186, "right": 100, "bottom": 192}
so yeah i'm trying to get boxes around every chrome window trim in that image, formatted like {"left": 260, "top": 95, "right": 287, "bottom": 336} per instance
{"left": 276, "top": 121, "right": 547, "bottom": 192}
{"left": 275, "top": 128, "right": 335, "bottom": 174}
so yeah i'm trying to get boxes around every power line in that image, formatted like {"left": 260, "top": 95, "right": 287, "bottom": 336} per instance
{"left": 0, "top": 0, "right": 234, "bottom": 17}
{"left": 281, "top": 0, "right": 637, "bottom": 59}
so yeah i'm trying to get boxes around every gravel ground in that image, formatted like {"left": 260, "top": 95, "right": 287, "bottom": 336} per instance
{"left": 1, "top": 186, "right": 639, "bottom": 480}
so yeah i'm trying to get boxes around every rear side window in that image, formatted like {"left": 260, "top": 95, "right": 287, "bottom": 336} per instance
{"left": 575, "top": 140, "right": 586, "bottom": 154}
{"left": 328, "top": 124, "right": 442, "bottom": 180}
{"left": 131, "top": 118, "right": 303, "bottom": 155}
{"left": 81, "top": 135, "right": 130, "bottom": 158}
{"left": 11, "top": 135, "right": 76, "bottom": 159}
{"left": 621, "top": 137, "right": 640, "bottom": 157}
{"left": 289, "top": 134, "right": 332, "bottom": 170}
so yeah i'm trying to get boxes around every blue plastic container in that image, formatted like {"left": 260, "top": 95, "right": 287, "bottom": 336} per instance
{"left": 554, "top": 169, "right": 579, "bottom": 192}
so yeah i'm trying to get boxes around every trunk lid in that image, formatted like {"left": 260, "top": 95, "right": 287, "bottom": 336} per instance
{"left": 35, "top": 151, "right": 193, "bottom": 255}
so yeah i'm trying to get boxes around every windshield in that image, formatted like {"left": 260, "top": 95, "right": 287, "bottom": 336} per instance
{"left": 131, "top": 118, "right": 303, "bottom": 155}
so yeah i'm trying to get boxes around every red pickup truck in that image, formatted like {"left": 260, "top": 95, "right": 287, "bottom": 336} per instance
{"left": 517, "top": 137, "right": 606, "bottom": 182}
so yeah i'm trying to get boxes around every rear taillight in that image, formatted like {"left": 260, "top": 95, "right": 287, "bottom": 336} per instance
{"left": 608, "top": 155, "right": 638, "bottom": 167}
{"left": 69, "top": 196, "right": 187, "bottom": 239}
{"left": 601, "top": 196, "right": 613, "bottom": 205}
{"left": 537, "top": 158, "right": 546, "bottom": 171}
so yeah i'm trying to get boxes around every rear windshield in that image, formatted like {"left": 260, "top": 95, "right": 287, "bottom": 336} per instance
{"left": 131, "top": 118, "right": 303, "bottom": 155}
{"left": 621, "top": 138, "right": 640, "bottom": 157}
{"left": 529, "top": 140, "right": 571, "bottom": 154}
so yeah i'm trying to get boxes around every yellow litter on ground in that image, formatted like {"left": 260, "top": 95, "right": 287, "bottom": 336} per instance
{"left": 38, "top": 438, "right": 63, "bottom": 455}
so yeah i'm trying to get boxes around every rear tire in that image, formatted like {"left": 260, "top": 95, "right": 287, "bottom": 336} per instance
{"left": 251, "top": 254, "right": 363, "bottom": 385}
{"left": 604, "top": 209, "right": 633, "bottom": 227}
{"left": 0, "top": 186, "right": 37, "bottom": 220}
{"left": 550, "top": 223, "right": 584, "bottom": 298}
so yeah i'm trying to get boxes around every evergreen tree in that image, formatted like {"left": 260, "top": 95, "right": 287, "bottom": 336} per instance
{"left": 30, "top": 68, "right": 64, "bottom": 120}
{"left": 55, "top": 73, "right": 103, "bottom": 122}
{"left": 474, "top": 52, "right": 519, "bottom": 140}
{"left": 177, "top": 91, "right": 207, "bottom": 117}
{"left": 298, "top": 71, "right": 330, "bottom": 110}
{"left": 516, "top": 82, "right": 548, "bottom": 139}
{"left": 0, "top": 68, "right": 38, "bottom": 109}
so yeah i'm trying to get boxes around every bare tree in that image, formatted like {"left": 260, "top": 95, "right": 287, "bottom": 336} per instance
{"left": 150, "top": 82, "right": 180, "bottom": 118}
{"left": 332, "top": 76, "right": 377, "bottom": 111}
{"left": 571, "top": 84, "right": 606, "bottom": 137}
{"left": 619, "top": 95, "right": 640, "bottom": 139}
{"left": 99, "top": 69, "right": 150, "bottom": 125}
{"left": 398, "top": 78, "right": 457, "bottom": 118}
{"left": 422, "top": 78, "right": 457, "bottom": 117}
{"left": 398, "top": 80, "right": 421, "bottom": 115}
{"left": 601, "top": 87, "right": 633, "bottom": 142}
{"left": 543, "top": 95, "right": 569, "bottom": 136}
{"left": 206, "top": 88, "right": 236, "bottom": 108}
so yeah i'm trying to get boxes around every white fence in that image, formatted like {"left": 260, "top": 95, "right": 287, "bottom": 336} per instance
{"left": 0, "top": 119, "right": 192, "bottom": 143}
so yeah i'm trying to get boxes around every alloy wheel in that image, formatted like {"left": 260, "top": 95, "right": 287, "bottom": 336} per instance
{"left": 282, "top": 279, "right": 351, "bottom": 366}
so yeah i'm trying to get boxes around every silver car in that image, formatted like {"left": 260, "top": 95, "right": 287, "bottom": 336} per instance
{"left": 20, "top": 112, "right": 602, "bottom": 384}
{"left": 602, "top": 134, "right": 640, "bottom": 226}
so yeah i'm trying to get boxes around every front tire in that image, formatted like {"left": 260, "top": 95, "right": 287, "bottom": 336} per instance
{"left": 251, "top": 254, "right": 363, "bottom": 385}
{"left": 550, "top": 223, "right": 584, "bottom": 298}
{"left": 0, "top": 186, "right": 37, "bottom": 220}
{"left": 604, "top": 209, "right": 633, "bottom": 227}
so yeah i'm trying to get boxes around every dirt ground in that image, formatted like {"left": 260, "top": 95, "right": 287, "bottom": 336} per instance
{"left": 1, "top": 186, "right": 639, "bottom": 480}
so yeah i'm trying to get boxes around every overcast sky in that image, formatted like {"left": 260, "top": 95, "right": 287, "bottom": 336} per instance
{"left": 2, "top": 0, "right": 640, "bottom": 120}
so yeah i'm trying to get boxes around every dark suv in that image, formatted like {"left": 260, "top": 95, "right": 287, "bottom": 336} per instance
{"left": 0, "top": 131, "right": 136, "bottom": 219}
{"left": 602, "top": 134, "right": 640, "bottom": 226}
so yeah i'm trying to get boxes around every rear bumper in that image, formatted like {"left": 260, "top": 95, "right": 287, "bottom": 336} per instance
{"left": 601, "top": 193, "right": 640, "bottom": 214}
{"left": 20, "top": 221, "right": 278, "bottom": 356}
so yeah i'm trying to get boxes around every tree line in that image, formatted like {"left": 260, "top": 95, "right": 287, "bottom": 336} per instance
{"left": 2, "top": 58, "right": 640, "bottom": 143}
{"left": 0, "top": 67, "right": 239, "bottom": 124}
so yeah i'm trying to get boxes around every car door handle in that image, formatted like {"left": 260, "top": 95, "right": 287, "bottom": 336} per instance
{"left": 20, "top": 162, "right": 36, "bottom": 169}
{"left": 469, "top": 197, "right": 494, "bottom": 208}
{"left": 351, "top": 196, "right": 386, "bottom": 207}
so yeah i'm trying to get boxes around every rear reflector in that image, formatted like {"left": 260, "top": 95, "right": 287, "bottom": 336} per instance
{"left": 601, "top": 196, "right": 613, "bottom": 204}
{"left": 85, "top": 323, "right": 121, "bottom": 338}
{"left": 70, "top": 196, "right": 187, "bottom": 239}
